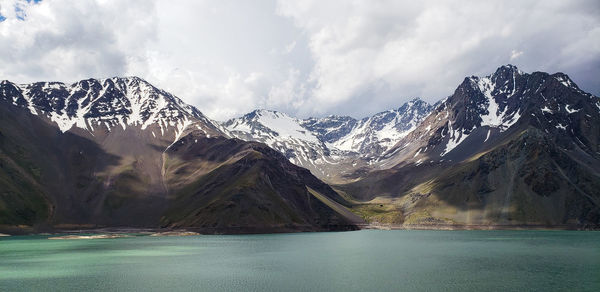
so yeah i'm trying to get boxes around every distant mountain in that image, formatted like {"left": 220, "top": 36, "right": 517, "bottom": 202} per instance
{"left": 0, "top": 78, "right": 360, "bottom": 234}
{"left": 224, "top": 98, "right": 433, "bottom": 180}
{"left": 339, "top": 65, "right": 600, "bottom": 228}
{"left": 307, "top": 98, "right": 433, "bottom": 156}
{"left": 223, "top": 109, "right": 332, "bottom": 172}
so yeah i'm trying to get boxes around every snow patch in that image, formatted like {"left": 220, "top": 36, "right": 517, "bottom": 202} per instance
{"left": 256, "top": 110, "right": 319, "bottom": 143}
{"left": 555, "top": 76, "right": 574, "bottom": 88}
{"left": 476, "top": 77, "right": 520, "bottom": 131}
{"left": 413, "top": 148, "right": 421, "bottom": 158}
{"left": 565, "top": 105, "right": 580, "bottom": 114}
{"left": 541, "top": 106, "right": 553, "bottom": 114}
{"left": 441, "top": 120, "right": 470, "bottom": 156}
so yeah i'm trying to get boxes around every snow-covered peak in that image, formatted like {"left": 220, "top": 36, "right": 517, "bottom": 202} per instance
{"left": 329, "top": 98, "right": 432, "bottom": 155}
{"left": 471, "top": 76, "right": 521, "bottom": 131}
{"left": 386, "top": 65, "right": 599, "bottom": 163}
{"left": 226, "top": 109, "right": 319, "bottom": 143}
{"left": 0, "top": 77, "right": 219, "bottom": 139}
{"left": 225, "top": 98, "right": 434, "bottom": 172}
{"left": 224, "top": 109, "right": 336, "bottom": 178}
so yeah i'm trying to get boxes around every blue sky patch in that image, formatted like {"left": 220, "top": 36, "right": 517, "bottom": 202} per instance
{"left": 15, "top": 6, "right": 26, "bottom": 20}
{"left": 1, "top": 0, "right": 43, "bottom": 21}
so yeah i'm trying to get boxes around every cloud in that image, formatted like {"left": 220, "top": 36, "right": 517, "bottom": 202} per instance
{"left": 0, "top": 0, "right": 598, "bottom": 120}
{"left": 510, "top": 50, "right": 524, "bottom": 61}
{"left": 0, "top": 0, "right": 156, "bottom": 82}
{"left": 284, "top": 41, "right": 297, "bottom": 54}
{"left": 277, "top": 0, "right": 600, "bottom": 117}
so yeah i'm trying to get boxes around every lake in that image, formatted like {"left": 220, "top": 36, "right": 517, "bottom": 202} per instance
{"left": 1, "top": 230, "right": 598, "bottom": 291}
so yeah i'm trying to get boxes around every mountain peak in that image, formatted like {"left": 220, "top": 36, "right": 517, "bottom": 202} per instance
{"left": 244, "top": 109, "right": 291, "bottom": 121}
{"left": 460, "top": 65, "right": 524, "bottom": 88}
{"left": 495, "top": 64, "right": 520, "bottom": 72}
{"left": 398, "top": 97, "right": 429, "bottom": 112}
{"left": 393, "top": 64, "right": 600, "bottom": 163}
{"left": 226, "top": 97, "right": 435, "bottom": 172}
{"left": 0, "top": 77, "right": 217, "bottom": 137}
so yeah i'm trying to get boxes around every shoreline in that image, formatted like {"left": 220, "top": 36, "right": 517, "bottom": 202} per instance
{"left": 361, "top": 223, "right": 600, "bottom": 231}
{"left": 1, "top": 223, "right": 598, "bottom": 237}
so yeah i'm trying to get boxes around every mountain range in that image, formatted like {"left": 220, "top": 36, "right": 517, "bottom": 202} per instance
{"left": 1, "top": 64, "right": 598, "bottom": 234}
{"left": 223, "top": 98, "right": 433, "bottom": 180}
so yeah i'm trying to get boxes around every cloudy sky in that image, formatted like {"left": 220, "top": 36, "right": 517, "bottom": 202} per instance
{"left": 0, "top": 0, "right": 599, "bottom": 120}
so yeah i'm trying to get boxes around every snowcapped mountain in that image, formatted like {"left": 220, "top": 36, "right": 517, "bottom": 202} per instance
{"left": 0, "top": 77, "right": 224, "bottom": 142}
{"left": 380, "top": 64, "right": 599, "bottom": 166}
{"left": 223, "top": 109, "right": 346, "bottom": 179}
{"left": 1, "top": 65, "right": 598, "bottom": 231}
{"left": 316, "top": 98, "right": 433, "bottom": 157}
{"left": 224, "top": 98, "right": 433, "bottom": 179}
{"left": 0, "top": 77, "right": 358, "bottom": 233}
{"left": 338, "top": 65, "right": 600, "bottom": 227}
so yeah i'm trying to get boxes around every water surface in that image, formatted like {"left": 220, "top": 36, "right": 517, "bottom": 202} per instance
{"left": 1, "top": 230, "right": 598, "bottom": 291}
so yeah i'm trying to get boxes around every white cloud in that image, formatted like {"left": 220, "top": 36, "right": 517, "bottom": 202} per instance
{"left": 284, "top": 41, "right": 297, "bottom": 54}
{"left": 0, "top": 0, "right": 598, "bottom": 120}
{"left": 0, "top": 0, "right": 156, "bottom": 82}
{"left": 510, "top": 50, "right": 524, "bottom": 61}
{"left": 277, "top": 0, "right": 600, "bottom": 117}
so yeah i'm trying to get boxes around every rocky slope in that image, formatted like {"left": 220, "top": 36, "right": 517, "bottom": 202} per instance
{"left": 338, "top": 65, "right": 600, "bottom": 228}
{"left": 0, "top": 77, "right": 359, "bottom": 234}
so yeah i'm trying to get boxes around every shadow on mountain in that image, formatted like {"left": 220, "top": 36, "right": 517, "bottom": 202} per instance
{"left": 160, "top": 131, "right": 358, "bottom": 233}
{"left": 336, "top": 67, "right": 600, "bottom": 228}
{"left": 0, "top": 103, "right": 124, "bottom": 232}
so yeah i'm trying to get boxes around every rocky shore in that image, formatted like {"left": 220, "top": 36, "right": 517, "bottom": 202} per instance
{"left": 48, "top": 234, "right": 131, "bottom": 240}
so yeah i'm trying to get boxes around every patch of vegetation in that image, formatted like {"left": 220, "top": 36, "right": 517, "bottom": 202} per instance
{"left": 351, "top": 204, "right": 403, "bottom": 224}
{"left": 403, "top": 210, "right": 454, "bottom": 225}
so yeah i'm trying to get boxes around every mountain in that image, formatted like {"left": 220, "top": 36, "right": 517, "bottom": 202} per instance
{"left": 338, "top": 65, "right": 600, "bottom": 228}
{"left": 0, "top": 77, "right": 360, "bottom": 234}
{"left": 1, "top": 77, "right": 223, "bottom": 137}
{"left": 223, "top": 98, "right": 433, "bottom": 181}
{"left": 306, "top": 98, "right": 433, "bottom": 157}
{"left": 2, "top": 65, "right": 598, "bottom": 232}
{"left": 223, "top": 109, "right": 336, "bottom": 178}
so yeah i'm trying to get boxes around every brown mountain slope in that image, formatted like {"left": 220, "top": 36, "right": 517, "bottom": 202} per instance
{"left": 0, "top": 80, "right": 359, "bottom": 234}
{"left": 336, "top": 66, "right": 600, "bottom": 228}
{"left": 161, "top": 132, "right": 358, "bottom": 232}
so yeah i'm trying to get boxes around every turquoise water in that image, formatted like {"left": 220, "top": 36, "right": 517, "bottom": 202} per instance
{"left": 1, "top": 230, "right": 598, "bottom": 291}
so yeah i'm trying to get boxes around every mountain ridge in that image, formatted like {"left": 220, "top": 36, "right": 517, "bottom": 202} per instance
{"left": 1, "top": 64, "right": 598, "bottom": 232}
{"left": 0, "top": 77, "right": 360, "bottom": 234}
{"left": 336, "top": 64, "right": 600, "bottom": 228}
{"left": 0, "top": 77, "right": 226, "bottom": 142}
{"left": 223, "top": 97, "right": 434, "bottom": 181}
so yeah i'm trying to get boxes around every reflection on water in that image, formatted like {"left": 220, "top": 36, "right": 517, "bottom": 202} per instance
{"left": 1, "top": 230, "right": 599, "bottom": 291}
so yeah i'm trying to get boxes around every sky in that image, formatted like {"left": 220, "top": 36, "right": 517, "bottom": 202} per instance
{"left": 0, "top": 0, "right": 599, "bottom": 121}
